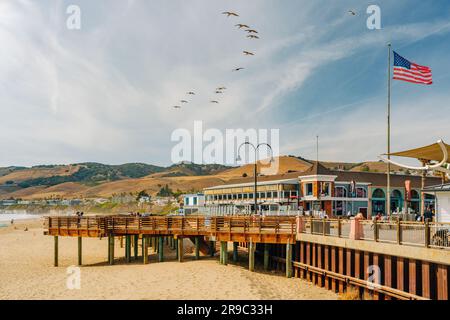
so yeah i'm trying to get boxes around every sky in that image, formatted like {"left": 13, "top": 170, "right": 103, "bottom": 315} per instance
{"left": 1, "top": 0, "right": 450, "bottom": 167}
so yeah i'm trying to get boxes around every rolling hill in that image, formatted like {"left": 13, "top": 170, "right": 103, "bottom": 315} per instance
{"left": 0, "top": 156, "right": 410, "bottom": 200}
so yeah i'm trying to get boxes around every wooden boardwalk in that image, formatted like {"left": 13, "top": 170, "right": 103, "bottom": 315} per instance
{"left": 44, "top": 215, "right": 297, "bottom": 244}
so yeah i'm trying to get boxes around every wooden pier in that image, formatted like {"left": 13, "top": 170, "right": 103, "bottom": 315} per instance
{"left": 43, "top": 215, "right": 449, "bottom": 300}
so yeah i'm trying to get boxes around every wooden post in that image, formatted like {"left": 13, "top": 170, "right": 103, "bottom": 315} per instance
{"left": 263, "top": 243, "right": 270, "bottom": 271}
{"left": 317, "top": 244, "right": 323, "bottom": 287}
{"left": 409, "top": 259, "right": 417, "bottom": 296}
{"left": 177, "top": 237, "right": 183, "bottom": 262}
{"left": 249, "top": 240, "right": 255, "bottom": 272}
{"left": 422, "top": 261, "right": 431, "bottom": 299}
{"left": 324, "top": 245, "right": 330, "bottom": 289}
{"left": 143, "top": 236, "right": 148, "bottom": 264}
{"left": 312, "top": 243, "right": 317, "bottom": 284}
{"left": 306, "top": 242, "right": 311, "bottom": 281}
{"left": 397, "top": 257, "right": 405, "bottom": 292}
{"left": 233, "top": 242, "right": 239, "bottom": 262}
{"left": 372, "top": 254, "right": 380, "bottom": 300}
{"left": 175, "top": 237, "right": 179, "bottom": 260}
{"left": 396, "top": 219, "right": 402, "bottom": 245}
{"left": 78, "top": 237, "right": 82, "bottom": 266}
{"left": 338, "top": 248, "right": 345, "bottom": 293}
{"left": 424, "top": 219, "right": 430, "bottom": 248}
{"left": 126, "top": 235, "right": 131, "bottom": 262}
{"left": 286, "top": 242, "right": 292, "bottom": 278}
{"left": 210, "top": 241, "right": 216, "bottom": 257}
{"left": 331, "top": 246, "right": 337, "bottom": 292}
{"left": 222, "top": 242, "right": 228, "bottom": 265}
{"left": 54, "top": 236, "right": 58, "bottom": 267}
{"left": 384, "top": 255, "right": 392, "bottom": 300}
{"left": 300, "top": 242, "right": 306, "bottom": 279}
{"left": 158, "top": 236, "right": 164, "bottom": 262}
{"left": 437, "top": 264, "right": 448, "bottom": 300}
{"left": 195, "top": 237, "right": 200, "bottom": 260}
{"left": 134, "top": 235, "right": 138, "bottom": 260}
{"left": 109, "top": 235, "right": 115, "bottom": 265}
{"left": 364, "top": 251, "right": 371, "bottom": 297}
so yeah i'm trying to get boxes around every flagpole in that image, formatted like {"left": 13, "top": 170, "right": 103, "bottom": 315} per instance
{"left": 386, "top": 43, "right": 392, "bottom": 217}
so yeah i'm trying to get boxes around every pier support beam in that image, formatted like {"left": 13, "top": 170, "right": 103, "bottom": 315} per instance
{"left": 125, "top": 235, "right": 131, "bottom": 263}
{"left": 233, "top": 242, "right": 239, "bottom": 263}
{"left": 77, "top": 237, "right": 82, "bottom": 266}
{"left": 158, "top": 236, "right": 164, "bottom": 262}
{"left": 249, "top": 240, "right": 255, "bottom": 272}
{"left": 177, "top": 237, "right": 184, "bottom": 262}
{"left": 54, "top": 236, "right": 58, "bottom": 267}
{"left": 210, "top": 241, "right": 216, "bottom": 257}
{"left": 134, "top": 235, "right": 138, "bottom": 260}
{"left": 220, "top": 241, "right": 227, "bottom": 265}
{"left": 263, "top": 244, "right": 270, "bottom": 271}
{"left": 195, "top": 237, "right": 200, "bottom": 260}
{"left": 286, "top": 242, "right": 292, "bottom": 278}
{"left": 142, "top": 236, "right": 148, "bottom": 264}
{"left": 108, "top": 235, "right": 115, "bottom": 265}
{"left": 175, "top": 237, "right": 179, "bottom": 260}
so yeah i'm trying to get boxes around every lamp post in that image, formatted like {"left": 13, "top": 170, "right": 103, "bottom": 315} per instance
{"left": 236, "top": 142, "right": 274, "bottom": 216}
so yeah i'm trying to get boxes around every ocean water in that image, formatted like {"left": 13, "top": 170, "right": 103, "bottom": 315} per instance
{"left": 0, "top": 210, "right": 42, "bottom": 225}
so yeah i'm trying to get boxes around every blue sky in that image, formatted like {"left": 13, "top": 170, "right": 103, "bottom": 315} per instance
{"left": 1, "top": 0, "right": 450, "bottom": 167}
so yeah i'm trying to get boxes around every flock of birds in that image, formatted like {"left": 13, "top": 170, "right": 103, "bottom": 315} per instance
{"left": 171, "top": 9, "right": 358, "bottom": 110}
{"left": 171, "top": 10, "right": 259, "bottom": 110}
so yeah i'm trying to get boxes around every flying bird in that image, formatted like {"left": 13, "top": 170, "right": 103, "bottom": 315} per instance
{"left": 222, "top": 11, "right": 239, "bottom": 17}
{"left": 215, "top": 91, "right": 223, "bottom": 94}
{"left": 245, "top": 29, "right": 258, "bottom": 34}
{"left": 217, "top": 87, "right": 227, "bottom": 90}
{"left": 186, "top": 91, "right": 195, "bottom": 95}
{"left": 173, "top": 106, "right": 181, "bottom": 109}
{"left": 210, "top": 100, "right": 219, "bottom": 104}
{"left": 235, "top": 24, "right": 250, "bottom": 29}
{"left": 180, "top": 100, "right": 188, "bottom": 103}
{"left": 233, "top": 67, "right": 244, "bottom": 72}
{"left": 247, "top": 35, "right": 260, "bottom": 39}
{"left": 348, "top": 10, "right": 356, "bottom": 15}
{"left": 243, "top": 51, "right": 255, "bottom": 56}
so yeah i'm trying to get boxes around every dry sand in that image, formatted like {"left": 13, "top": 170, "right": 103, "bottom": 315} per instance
{"left": 0, "top": 219, "right": 337, "bottom": 300}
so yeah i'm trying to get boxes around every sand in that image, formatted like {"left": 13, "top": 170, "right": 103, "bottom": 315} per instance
{"left": 0, "top": 219, "right": 337, "bottom": 300}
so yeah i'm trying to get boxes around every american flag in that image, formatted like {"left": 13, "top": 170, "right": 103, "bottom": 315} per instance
{"left": 393, "top": 51, "right": 432, "bottom": 85}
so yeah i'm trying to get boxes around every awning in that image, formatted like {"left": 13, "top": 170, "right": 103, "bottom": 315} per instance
{"left": 388, "top": 141, "right": 450, "bottom": 162}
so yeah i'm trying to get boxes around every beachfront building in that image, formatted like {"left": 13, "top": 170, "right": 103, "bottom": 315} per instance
{"left": 423, "top": 183, "right": 450, "bottom": 223}
{"left": 181, "top": 193, "right": 206, "bottom": 215}
{"left": 203, "top": 162, "right": 442, "bottom": 218}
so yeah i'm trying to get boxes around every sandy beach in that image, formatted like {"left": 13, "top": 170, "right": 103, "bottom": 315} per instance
{"left": 0, "top": 219, "right": 337, "bottom": 300}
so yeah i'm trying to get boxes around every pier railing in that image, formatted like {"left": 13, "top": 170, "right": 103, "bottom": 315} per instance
{"left": 299, "top": 217, "right": 450, "bottom": 250}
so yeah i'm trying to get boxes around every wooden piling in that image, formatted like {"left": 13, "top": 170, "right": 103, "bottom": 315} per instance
{"left": 134, "top": 235, "right": 138, "bottom": 260}
{"left": 312, "top": 243, "right": 317, "bottom": 284}
{"left": 143, "top": 236, "right": 148, "bottom": 264}
{"left": 338, "top": 247, "right": 345, "bottom": 293}
{"left": 263, "top": 243, "right": 270, "bottom": 271}
{"left": 317, "top": 244, "right": 323, "bottom": 287}
{"left": 324, "top": 245, "right": 330, "bottom": 289}
{"left": 384, "top": 255, "right": 392, "bottom": 300}
{"left": 422, "top": 261, "right": 431, "bottom": 299}
{"left": 409, "top": 259, "right": 417, "bottom": 296}
{"left": 210, "top": 241, "right": 216, "bottom": 257}
{"left": 286, "top": 242, "right": 292, "bottom": 278}
{"left": 233, "top": 242, "right": 239, "bottom": 262}
{"left": 397, "top": 257, "right": 405, "bottom": 292}
{"left": 222, "top": 242, "right": 228, "bottom": 265}
{"left": 109, "top": 235, "right": 115, "bottom": 265}
{"left": 175, "top": 237, "right": 179, "bottom": 260}
{"left": 437, "top": 264, "right": 448, "bottom": 300}
{"left": 158, "top": 236, "right": 164, "bottom": 262}
{"left": 195, "top": 237, "right": 200, "bottom": 260}
{"left": 331, "top": 246, "right": 337, "bottom": 292}
{"left": 126, "top": 235, "right": 131, "bottom": 263}
{"left": 54, "top": 236, "right": 58, "bottom": 267}
{"left": 177, "top": 237, "right": 183, "bottom": 262}
{"left": 249, "top": 240, "right": 255, "bottom": 272}
{"left": 77, "top": 237, "right": 82, "bottom": 266}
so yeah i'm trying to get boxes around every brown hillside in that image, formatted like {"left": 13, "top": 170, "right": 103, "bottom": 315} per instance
{"left": 0, "top": 165, "right": 79, "bottom": 184}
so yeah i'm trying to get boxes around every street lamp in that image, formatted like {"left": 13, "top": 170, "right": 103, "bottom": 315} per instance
{"left": 236, "top": 142, "right": 274, "bottom": 216}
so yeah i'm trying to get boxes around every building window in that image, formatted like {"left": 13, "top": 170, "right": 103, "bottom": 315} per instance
{"left": 185, "top": 198, "right": 190, "bottom": 205}
{"left": 238, "top": 194, "right": 242, "bottom": 199}
{"left": 267, "top": 192, "right": 272, "bottom": 198}
{"left": 372, "top": 189, "right": 385, "bottom": 199}
{"left": 272, "top": 191, "right": 278, "bottom": 198}
{"left": 305, "top": 183, "right": 313, "bottom": 196}
{"left": 243, "top": 193, "right": 248, "bottom": 199}
{"left": 193, "top": 197, "right": 197, "bottom": 205}
{"left": 356, "top": 187, "right": 367, "bottom": 198}
{"left": 335, "top": 186, "right": 347, "bottom": 198}
{"left": 249, "top": 193, "right": 254, "bottom": 199}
